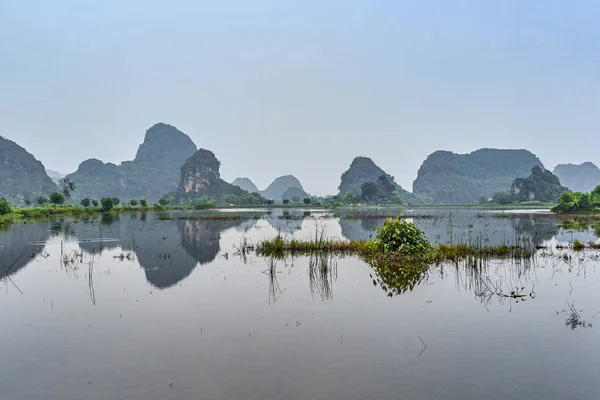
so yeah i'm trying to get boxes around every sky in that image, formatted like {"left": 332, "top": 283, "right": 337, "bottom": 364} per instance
{"left": 1, "top": 0, "right": 599, "bottom": 196}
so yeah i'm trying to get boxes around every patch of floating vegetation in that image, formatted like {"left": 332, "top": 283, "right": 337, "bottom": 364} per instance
{"left": 343, "top": 214, "right": 438, "bottom": 220}
{"left": 242, "top": 217, "right": 538, "bottom": 264}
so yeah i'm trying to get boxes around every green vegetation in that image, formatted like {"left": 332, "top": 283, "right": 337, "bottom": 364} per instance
{"left": 49, "top": 192, "right": 65, "bottom": 205}
{"left": 246, "top": 217, "right": 535, "bottom": 265}
{"left": 80, "top": 198, "right": 91, "bottom": 207}
{"left": 551, "top": 185, "right": 600, "bottom": 213}
{"left": 373, "top": 217, "right": 431, "bottom": 255}
{"left": 282, "top": 199, "right": 290, "bottom": 205}
{"left": 0, "top": 199, "right": 12, "bottom": 215}
{"left": 100, "top": 197, "right": 115, "bottom": 211}
{"left": 338, "top": 156, "right": 421, "bottom": 204}
{"left": 510, "top": 166, "right": 568, "bottom": 203}
{"left": 140, "top": 199, "right": 148, "bottom": 207}
{"left": 194, "top": 203, "right": 216, "bottom": 210}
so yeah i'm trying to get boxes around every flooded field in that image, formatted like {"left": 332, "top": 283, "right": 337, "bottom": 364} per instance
{"left": 1, "top": 208, "right": 599, "bottom": 400}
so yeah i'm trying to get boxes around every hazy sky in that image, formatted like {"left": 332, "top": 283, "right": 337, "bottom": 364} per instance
{"left": 1, "top": 1, "right": 599, "bottom": 195}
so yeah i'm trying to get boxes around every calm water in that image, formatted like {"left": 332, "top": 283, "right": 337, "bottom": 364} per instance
{"left": 1, "top": 209, "right": 599, "bottom": 400}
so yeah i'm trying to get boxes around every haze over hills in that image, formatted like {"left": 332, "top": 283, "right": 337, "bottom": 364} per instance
{"left": 261, "top": 175, "right": 305, "bottom": 201}
{"left": 1, "top": 130, "right": 595, "bottom": 206}
{"left": 45, "top": 169, "right": 66, "bottom": 185}
{"left": 413, "top": 149, "right": 544, "bottom": 204}
{"left": 64, "top": 123, "right": 197, "bottom": 202}
{"left": 231, "top": 177, "right": 259, "bottom": 193}
{"left": 553, "top": 162, "right": 600, "bottom": 193}
{"left": 0, "top": 135, "right": 58, "bottom": 204}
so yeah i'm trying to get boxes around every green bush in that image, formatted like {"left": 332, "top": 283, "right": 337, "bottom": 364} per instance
{"left": 80, "top": 198, "right": 91, "bottom": 207}
{"left": 283, "top": 199, "right": 290, "bottom": 204}
{"left": 49, "top": 192, "right": 65, "bottom": 205}
{"left": 129, "top": 199, "right": 138, "bottom": 206}
{"left": 140, "top": 199, "right": 148, "bottom": 207}
{"left": 194, "top": 203, "right": 216, "bottom": 210}
{"left": 0, "top": 199, "right": 12, "bottom": 215}
{"left": 374, "top": 217, "right": 432, "bottom": 255}
{"left": 303, "top": 198, "right": 311, "bottom": 204}
{"left": 91, "top": 199, "right": 99, "bottom": 207}
{"left": 158, "top": 198, "right": 170, "bottom": 206}
{"left": 100, "top": 197, "right": 114, "bottom": 211}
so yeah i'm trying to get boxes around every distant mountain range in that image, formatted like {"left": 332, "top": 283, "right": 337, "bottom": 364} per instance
{"left": 553, "top": 162, "right": 600, "bottom": 193}
{"left": 1, "top": 127, "right": 597, "bottom": 205}
{"left": 231, "top": 175, "right": 311, "bottom": 202}
{"left": 413, "top": 149, "right": 544, "bottom": 204}
{"left": 64, "top": 123, "right": 197, "bottom": 202}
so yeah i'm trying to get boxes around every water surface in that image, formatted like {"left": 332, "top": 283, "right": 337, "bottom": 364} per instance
{"left": 1, "top": 209, "right": 599, "bottom": 399}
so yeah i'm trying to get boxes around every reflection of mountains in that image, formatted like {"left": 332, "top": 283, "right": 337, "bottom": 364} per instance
{"left": 0, "top": 221, "right": 52, "bottom": 279}
{"left": 71, "top": 214, "right": 251, "bottom": 288}
{"left": 340, "top": 211, "right": 560, "bottom": 247}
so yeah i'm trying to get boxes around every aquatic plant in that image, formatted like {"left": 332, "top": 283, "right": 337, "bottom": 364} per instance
{"left": 373, "top": 217, "right": 432, "bottom": 256}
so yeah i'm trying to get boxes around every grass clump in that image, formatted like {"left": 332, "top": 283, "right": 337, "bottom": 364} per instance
{"left": 573, "top": 240, "right": 586, "bottom": 251}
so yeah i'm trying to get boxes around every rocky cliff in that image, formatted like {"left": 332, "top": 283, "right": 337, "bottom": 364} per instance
{"left": 338, "top": 156, "right": 418, "bottom": 204}
{"left": 413, "top": 149, "right": 544, "bottom": 204}
{"left": 0, "top": 135, "right": 58, "bottom": 204}
{"left": 511, "top": 166, "right": 569, "bottom": 202}
{"left": 64, "top": 123, "right": 197, "bottom": 202}
{"left": 261, "top": 175, "right": 305, "bottom": 201}
{"left": 553, "top": 162, "right": 600, "bottom": 193}
{"left": 231, "top": 177, "right": 259, "bottom": 193}
{"left": 175, "top": 149, "right": 264, "bottom": 204}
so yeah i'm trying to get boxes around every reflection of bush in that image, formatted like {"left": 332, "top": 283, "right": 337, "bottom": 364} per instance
{"left": 368, "top": 257, "right": 429, "bottom": 297}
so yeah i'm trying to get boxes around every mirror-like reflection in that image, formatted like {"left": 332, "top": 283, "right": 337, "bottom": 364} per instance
{"left": 1, "top": 208, "right": 600, "bottom": 400}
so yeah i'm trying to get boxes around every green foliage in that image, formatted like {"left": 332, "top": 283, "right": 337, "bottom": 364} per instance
{"left": 100, "top": 197, "right": 115, "bottom": 211}
{"left": 49, "top": 192, "right": 65, "bottom": 205}
{"left": 373, "top": 217, "right": 432, "bottom": 255}
{"left": 511, "top": 166, "right": 568, "bottom": 203}
{"left": 356, "top": 175, "right": 403, "bottom": 204}
{"left": 91, "top": 199, "right": 99, "bottom": 207}
{"left": 491, "top": 191, "right": 518, "bottom": 205}
{"left": 61, "top": 178, "right": 76, "bottom": 198}
{"left": 158, "top": 198, "right": 170, "bottom": 206}
{"left": 343, "top": 190, "right": 360, "bottom": 204}
{"left": 36, "top": 196, "right": 48, "bottom": 205}
{"left": 80, "top": 198, "right": 91, "bottom": 207}
{"left": 0, "top": 198, "right": 12, "bottom": 215}
{"left": 23, "top": 198, "right": 31, "bottom": 207}
{"left": 283, "top": 199, "right": 290, "bottom": 205}
{"left": 552, "top": 190, "right": 600, "bottom": 213}
{"left": 303, "top": 198, "right": 311, "bottom": 204}
{"left": 129, "top": 199, "right": 138, "bottom": 206}
{"left": 153, "top": 203, "right": 165, "bottom": 211}
{"left": 139, "top": 199, "right": 148, "bottom": 207}
{"left": 194, "top": 203, "right": 216, "bottom": 210}
{"left": 112, "top": 197, "right": 120, "bottom": 206}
